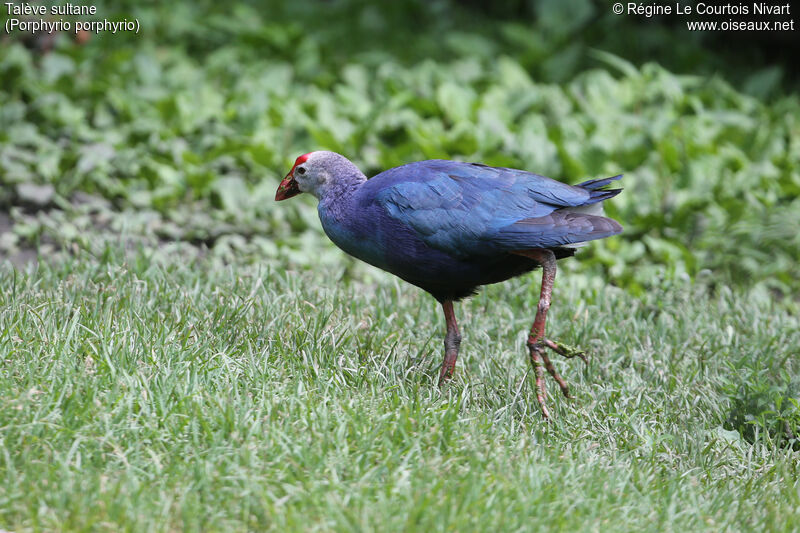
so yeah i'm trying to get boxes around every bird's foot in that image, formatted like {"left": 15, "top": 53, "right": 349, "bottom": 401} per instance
{"left": 528, "top": 339, "right": 589, "bottom": 419}
{"left": 437, "top": 353, "right": 457, "bottom": 386}
{"left": 528, "top": 343, "right": 553, "bottom": 420}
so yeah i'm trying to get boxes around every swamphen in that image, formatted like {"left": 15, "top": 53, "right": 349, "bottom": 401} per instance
{"left": 276, "top": 151, "right": 622, "bottom": 419}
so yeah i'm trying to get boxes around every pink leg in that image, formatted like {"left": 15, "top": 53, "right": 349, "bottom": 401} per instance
{"left": 514, "top": 249, "right": 581, "bottom": 420}
{"left": 438, "top": 300, "right": 461, "bottom": 385}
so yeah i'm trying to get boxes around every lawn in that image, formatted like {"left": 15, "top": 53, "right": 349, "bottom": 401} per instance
{"left": 1, "top": 250, "right": 798, "bottom": 531}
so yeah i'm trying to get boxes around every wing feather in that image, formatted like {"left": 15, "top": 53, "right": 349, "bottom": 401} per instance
{"left": 372, "top": 160, "right": 622, "bottom": 257}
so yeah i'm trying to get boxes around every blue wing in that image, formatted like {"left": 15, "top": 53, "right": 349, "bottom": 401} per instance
{"left": 368, "top": 160, "right": 622, "bottom": 258}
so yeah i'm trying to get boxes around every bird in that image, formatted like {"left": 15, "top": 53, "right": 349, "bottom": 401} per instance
{"left": 275, "top": 151, "right": 622, "bottom": 419}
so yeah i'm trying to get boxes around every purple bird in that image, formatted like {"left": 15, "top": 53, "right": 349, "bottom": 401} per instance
{"left": 276, "top": 151, "right": 622, "bottom": 419}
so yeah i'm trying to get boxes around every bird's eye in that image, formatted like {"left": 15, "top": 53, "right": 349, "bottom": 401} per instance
{"left": 296, "top": 167, "right": 306, "bottom": 175}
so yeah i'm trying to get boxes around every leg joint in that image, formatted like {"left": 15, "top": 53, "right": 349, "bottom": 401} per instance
{"left": 537, "top": 297, "right": 551, "bottom": 314}
{"left": 526, "top": 335, "right": 544, "bottom": 351}
{"left": 444, "top": 330, "right": 462, "bottom": 352}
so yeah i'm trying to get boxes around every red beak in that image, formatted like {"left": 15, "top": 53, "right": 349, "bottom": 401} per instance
{"left": 275, "top": 171, "right": 301, "bottom": 201}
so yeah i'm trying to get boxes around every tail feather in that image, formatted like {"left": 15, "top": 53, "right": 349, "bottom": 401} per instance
{"left": 578, "top": 174, "right": 623, "bottom": 205}
{"left": 578, "top": 174, "right": 622, "bottom": 190}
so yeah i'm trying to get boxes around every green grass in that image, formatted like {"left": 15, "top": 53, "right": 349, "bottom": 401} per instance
{"left": 1, "top": 249, "right": 798, "bottom": 532}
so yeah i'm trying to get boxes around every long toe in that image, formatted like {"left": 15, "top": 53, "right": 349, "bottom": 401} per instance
{"left": 528, "top": 344, "right": 552, "bottom": 420}
{"left": 543, "top": 338, "right": 588, "bottom": 365}
{"left": 438, "top": 356, "right": 456, "bottom": 386}
{"left": 540, "top": 351, "right": 573, "bottom": 398}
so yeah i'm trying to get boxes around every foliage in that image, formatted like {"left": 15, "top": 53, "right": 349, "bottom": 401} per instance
{"left": 1, "top": 1, "right": 799, "bottom": 295}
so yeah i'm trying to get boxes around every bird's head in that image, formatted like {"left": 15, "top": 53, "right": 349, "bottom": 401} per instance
{"left": 275, "top": 151, "right": 365, "bottom": 201}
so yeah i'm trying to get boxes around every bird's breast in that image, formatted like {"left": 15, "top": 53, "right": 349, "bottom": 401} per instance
{"left": 318, "top": 203, "right": 389, "bottom": 269}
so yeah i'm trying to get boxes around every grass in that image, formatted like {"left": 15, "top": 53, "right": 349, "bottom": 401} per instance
{"left": 1, "top": 248, "right": 798, "bottom": 532}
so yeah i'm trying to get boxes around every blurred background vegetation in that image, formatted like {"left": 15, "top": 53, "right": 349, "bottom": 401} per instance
{"left": 1, "top": 0, "right": 799, "bottom": 296}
